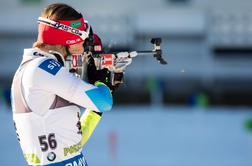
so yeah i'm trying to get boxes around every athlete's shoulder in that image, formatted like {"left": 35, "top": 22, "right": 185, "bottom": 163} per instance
{"left": 22, "top": 49, "right": 64, "bottom": 85}
{"left": 37, "top": 58, "right": 63, "bottom": 76}
{"left": 23, "top": 48, "right": 62, "bottom": 75}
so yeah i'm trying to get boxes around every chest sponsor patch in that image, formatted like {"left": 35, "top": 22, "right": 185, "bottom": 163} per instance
{"left": 39, "top": 59, "right": 62, "bottom": 75}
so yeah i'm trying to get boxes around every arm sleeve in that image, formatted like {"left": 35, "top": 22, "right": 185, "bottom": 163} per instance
{"left": 33, "top": 58, "right": 113, "bottom": 112}
{"left": 80, "top": 109, "right": 102, "bottom": 147}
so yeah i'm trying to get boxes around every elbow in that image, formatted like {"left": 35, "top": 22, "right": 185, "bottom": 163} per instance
{"left": 93, "top": 82, "right": 113, "bottom": 112}
{"left": 85, "top": 87, "right": 113, "bottom": 112}
{"left": 86, "top": 82, "right": 113, "bottom": 112}
{"left": 96, "top": 95, "right": 113, "bottom": 112}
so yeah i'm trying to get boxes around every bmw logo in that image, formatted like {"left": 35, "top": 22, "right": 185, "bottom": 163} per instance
{"left": 47, "top": 152, "right": 56, "bottom": 161}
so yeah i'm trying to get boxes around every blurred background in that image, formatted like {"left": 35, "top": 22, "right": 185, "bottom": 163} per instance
{"left": 0, "top": 0, "right": 252, "bottom": 166}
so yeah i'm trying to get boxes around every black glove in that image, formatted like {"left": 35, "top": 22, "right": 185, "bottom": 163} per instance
{"left": 86, "top": 55, "right": 123, "bottom": 92}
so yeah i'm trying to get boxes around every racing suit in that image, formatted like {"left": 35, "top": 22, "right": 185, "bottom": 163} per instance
{"left": 11, "top": 48, "right": 112, "bottom": 166}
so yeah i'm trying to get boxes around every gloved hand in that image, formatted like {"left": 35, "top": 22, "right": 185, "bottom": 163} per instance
{"left": 86, "top": 55, "right": 110, "bottom": 85}
{"left": 113, "top": 51, "right": 135, "bottom": 73}
{"left": 93, "top": 52, "right": 135, "bottom": 73}
{"left": 86, "top": 55, "right": 123, "bottom": 92}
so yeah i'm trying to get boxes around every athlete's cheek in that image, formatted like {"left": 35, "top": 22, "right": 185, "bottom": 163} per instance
{"left": 69, "top": 42, "right": 85, "bottom": 54}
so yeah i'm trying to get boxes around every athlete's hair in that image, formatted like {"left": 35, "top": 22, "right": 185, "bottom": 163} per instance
{"left": 41, "top": 3, "right": 82, "bottom": 20}
{"left": 33, "top": 3, "right": 83, "bottom": 49}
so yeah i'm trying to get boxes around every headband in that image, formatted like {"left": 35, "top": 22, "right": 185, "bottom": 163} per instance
{"left": 37, "top": 17, "right": 90, "bottom": 45}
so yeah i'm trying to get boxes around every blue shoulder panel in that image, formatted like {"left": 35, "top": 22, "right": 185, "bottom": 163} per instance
{"left": 39, "top": 59, "right": 62, "bottom": 76}
{"left": 85, "top": 84, "right": 112, "bottom": 112}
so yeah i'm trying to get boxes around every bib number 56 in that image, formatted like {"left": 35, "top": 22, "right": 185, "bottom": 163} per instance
{"left": 38, "top": 133, "right": 57, "bottom": 152}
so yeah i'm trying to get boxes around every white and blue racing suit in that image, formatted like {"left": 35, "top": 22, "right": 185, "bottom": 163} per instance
{"left": 11, "top": 48, "right": 112, "bottom": 166}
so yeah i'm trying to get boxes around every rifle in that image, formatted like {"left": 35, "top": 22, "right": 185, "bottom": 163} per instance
{"left": 83, "top": 26, "right": 167, "bottom": 86}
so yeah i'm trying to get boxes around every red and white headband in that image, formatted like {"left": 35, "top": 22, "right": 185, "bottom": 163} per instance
{"left": 37, "top": 17, "right": 90, "bottom": 46}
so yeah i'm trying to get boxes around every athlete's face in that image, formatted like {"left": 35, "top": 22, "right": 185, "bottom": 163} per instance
{"left": 68, "top": 41, "right": 85, "bottom": 55}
